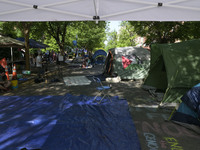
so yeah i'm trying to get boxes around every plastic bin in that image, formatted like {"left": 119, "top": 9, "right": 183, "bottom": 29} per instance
{"left": 22, "top": 70, "right": 31, "bottom": 75}
{"left": 11, "top": 80, "right": 18, "bottom": 89}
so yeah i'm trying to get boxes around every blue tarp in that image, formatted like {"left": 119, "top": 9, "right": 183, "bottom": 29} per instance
{"left": 0, "top": 94, "right": 141, "bottom": 150}
{"left": 16, "top": 37, "right": 49, "bottom": 49}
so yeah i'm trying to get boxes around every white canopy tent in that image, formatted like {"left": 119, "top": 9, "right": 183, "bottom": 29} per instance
{"left": 0, "top": 0, "right": 200, "bottom": 22}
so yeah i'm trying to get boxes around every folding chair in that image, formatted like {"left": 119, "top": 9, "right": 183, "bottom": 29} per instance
{"left": 93, "top": 76, "right": 112, "bottom": 104}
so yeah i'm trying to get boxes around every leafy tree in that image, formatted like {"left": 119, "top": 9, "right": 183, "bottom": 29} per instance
{"left": 117, "top": 21, "right": 136, "bottom": 47}
{"left": 44, "top": 36, "right": 59, "bottom": 52}
{"left": 178, "top": 22, "right": 200, "bottom": 41}
{"left": 105, "top": 30, "right": 118, "bottom": 50}
{"left": 73, "top": 21, "right": 107, "bottom": 52}
{"left": 105, "top": 21, "right": 137, "bottom": 50}
{"left": 0, "top": 22, "right": 22, "bottom": 38}
{"left": 45, "top": 22, "right": 72, "bottom": 55}
{"left": 129, "top": 21, "right": 200, "bottom": 44}
{"left": 31, "top": 21, "right": 107, "bottom": 54}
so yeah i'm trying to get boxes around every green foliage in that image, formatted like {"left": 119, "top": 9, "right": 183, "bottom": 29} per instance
{"left": 178, "top": 22, "right": 200, "bottom": 40}
{"left": 129, "top": 21, "right": 200, "bottom": 44}
{"left": 117, "top": 21, "right": 136, "bottom": 47}
{"left": 28, "top": 21, "right": 107, "bottom": 53}
{"left": 105, "top": 21, "right": 136, "bottom": 50}
{"left": 0, "top": 22, "right": 23, "bottom": 38}
{"left": 29, "top": 22, "right": 47, "bottom": 40}
{"left": 1, "top": 21, "right": 200, "bottom": 54}
{"left": 72, "top": 21, "right": 107, "bottom": 52}
{"left": 106, "top": 31, "right": 118, "bottom": 50}
{"left": 44, "top": 36, "right": 59, "bottom": 52}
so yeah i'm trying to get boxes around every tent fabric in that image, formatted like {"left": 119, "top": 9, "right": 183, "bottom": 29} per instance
{"left": 181, "top": 85, "right": 200, "bottom": 117}
{"left": 122, "top": 56, "right": 132, "bottom": 69}
{"left": 0, "top": 35, "right": 24, "bottom": 47}
{"left": 17, "top": 37, "right": 49, "bottom": 49}
{"left": 92, "top": 49, "right": 107, "bottom": 64}
{"left": 104, "top": 47, "right": 150, "bottom": 80}
{"left": 171, "top": 85, "right": 200, "bottom": 132}
{"left": 171, "top": 102, "right": 200, "bottom": 127}
{"left": 92, "top": 49, "right": 107, "bottom": 60}
{"left": 0, "top": 0, "right": 200, "bottom": 21}
{"left": 0, "top": 94, "right": 140, "bottom": 150}
{"left": 144, "top": 39, "right": 200, "bottom": 103}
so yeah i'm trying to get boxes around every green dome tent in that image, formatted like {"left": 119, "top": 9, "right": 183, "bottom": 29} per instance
{"left": 144, "top": 39, "right": 200, "bottom": 103}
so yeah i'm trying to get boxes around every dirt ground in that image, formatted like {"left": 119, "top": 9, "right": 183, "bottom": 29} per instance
{"left": 1, "top": 63, "right": 200, "bottom": 150}
{"left": 2, "top": 63, "right": 155, "bottom": 105}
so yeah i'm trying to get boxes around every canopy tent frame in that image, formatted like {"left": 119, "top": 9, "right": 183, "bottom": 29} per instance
{"left": 0, "top": 0, "right": 200, "bottom": 22}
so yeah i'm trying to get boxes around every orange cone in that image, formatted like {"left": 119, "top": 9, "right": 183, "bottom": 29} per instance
{"left": 5, "top": 65, "right": 10, "bottom": 80}
{"left": 12, "top": 64, "right": 17, "bottom": 80}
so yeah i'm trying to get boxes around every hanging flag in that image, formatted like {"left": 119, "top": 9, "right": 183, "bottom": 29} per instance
{"left": 0, "top": 57, "right": 7, "bottom": 68}
{"left": 122, "top": 56, "right": 132, "bottom": 69}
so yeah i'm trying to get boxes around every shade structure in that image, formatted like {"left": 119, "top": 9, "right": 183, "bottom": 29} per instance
{"left": 0, "top": 35, "right": 24, "bottom": 47}
{"left": 17, "top": 37, "right": 49, "bottom": 49}
{"left": 0, "top": 0, "right": 200, "bottom": 22}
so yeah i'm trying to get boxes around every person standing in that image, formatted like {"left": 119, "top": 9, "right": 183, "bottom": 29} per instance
{"left": 36, "top": 53, "right": 43, "bottom": 78}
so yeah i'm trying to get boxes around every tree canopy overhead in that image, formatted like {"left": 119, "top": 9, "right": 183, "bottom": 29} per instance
{"left": 129, "top": 21, "right": 200, "bottom": 44}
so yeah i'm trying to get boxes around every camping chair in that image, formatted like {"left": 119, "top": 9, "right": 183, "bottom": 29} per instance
{"left": 93, "top": 76, "right": 112, "bottom": 104}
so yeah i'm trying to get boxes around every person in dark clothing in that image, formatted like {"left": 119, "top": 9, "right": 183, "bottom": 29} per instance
{"left": 0, "top": 65, "right": 11, "bottom": 91}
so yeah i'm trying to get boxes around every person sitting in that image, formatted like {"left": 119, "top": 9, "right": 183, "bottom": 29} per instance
{"left": 82, "top": 55, "right": 89, "bottom": 68}
{"left": 0, "top": 66, "right": 11, "bottom": 92}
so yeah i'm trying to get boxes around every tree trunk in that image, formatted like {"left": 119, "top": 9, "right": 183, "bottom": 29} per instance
{"left": 23, "top": 23, "right": 31, "bottom": 70}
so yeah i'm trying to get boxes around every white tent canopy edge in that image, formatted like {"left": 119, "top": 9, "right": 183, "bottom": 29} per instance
{"left": 0, "top": 0, "right": 200, "bottom": 22}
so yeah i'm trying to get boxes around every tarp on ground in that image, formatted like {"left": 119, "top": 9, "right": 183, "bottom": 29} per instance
{"left": 0, "top": 94, "right": 141, "bottom": 150}
{"left": 144, "top": 39, "right": 200, "bottom": 103}
{"left": 63, "top": 76, "right": 92, "bottom": 86}
{"left": 103, "top": 47, "right": 150, "bottom": 80}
